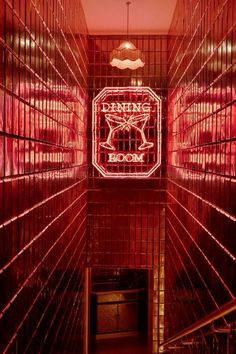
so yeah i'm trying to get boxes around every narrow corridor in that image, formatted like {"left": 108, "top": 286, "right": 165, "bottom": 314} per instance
{"left": 0, "top": 0, "right": 235, "bottom": 353}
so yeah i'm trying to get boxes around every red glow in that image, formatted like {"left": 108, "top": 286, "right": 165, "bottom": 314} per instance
{"left": 92, "top": 87, "right": 162, "bottom": 178}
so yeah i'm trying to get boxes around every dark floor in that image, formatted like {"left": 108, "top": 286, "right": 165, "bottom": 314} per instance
{"left": 90, "top": 335, "right": 149, "bottom": 354}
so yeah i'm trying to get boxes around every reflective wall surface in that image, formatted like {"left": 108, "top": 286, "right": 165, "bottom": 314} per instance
{"left": 166, "top": 0, "right": 236, "bottom": 351}
{"left": 88, "top": 181, "right": 165, "bottom": 268}
{"left": 88, "top": 35, "right": 168, "bottom": 268}
{"left": 0, "top": 0, "right": 88, "bottom": 352}
{"left": 87, "top": 36, "right": 168, "bottom": 351}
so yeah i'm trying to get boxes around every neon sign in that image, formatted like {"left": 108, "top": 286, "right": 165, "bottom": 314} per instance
{"left": 92, "top": 87, "right": 161, "bottom": 178}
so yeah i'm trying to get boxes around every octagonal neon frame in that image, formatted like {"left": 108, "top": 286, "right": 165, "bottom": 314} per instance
{"left": 92, "top": 87, "right": 162, "bottom": 178}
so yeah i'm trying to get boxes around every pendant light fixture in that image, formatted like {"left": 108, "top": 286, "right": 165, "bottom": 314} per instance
{"left": 110, "top": 2, "right": 145, "bottom": 70}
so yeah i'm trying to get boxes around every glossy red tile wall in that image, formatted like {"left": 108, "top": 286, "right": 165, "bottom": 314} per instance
{"left": 166, "top": 0, "right": 236, "bottom": 345}
{"left": 0, "top": 0, "right": 88, "bottom": 352}
{"left": 88, "top": 180, "right": 166, "bottom": 269}
{"left": 87, "top": 36, "right": 168, "bottom": 269}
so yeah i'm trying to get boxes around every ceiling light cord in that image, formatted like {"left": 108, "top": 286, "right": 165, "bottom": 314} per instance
{"left": 109, "top": 0, "right": 144, "bottom": 69}
{"left": 126, "top": 1, "right": 131, "bottom": 40}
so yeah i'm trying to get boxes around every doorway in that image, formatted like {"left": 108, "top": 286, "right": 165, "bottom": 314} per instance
{"left": 89, "top": 268, "right": 150, "bottom": 354}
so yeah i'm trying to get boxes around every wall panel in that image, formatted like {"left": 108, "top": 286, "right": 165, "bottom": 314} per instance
{"left": 88, "top": 35, "right": 168, "bottom": 269}
{"left": 0, "top": 0, "right": 88, "bottom": 352}
{"left": 166, "top": 0, "right": 236, "bottom": 350}
{"left": 87, "top": 35, "right": 168, "bottom": 352}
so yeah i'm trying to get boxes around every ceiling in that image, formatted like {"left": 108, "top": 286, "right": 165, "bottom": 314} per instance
{"left": 81, "top": 0, "right": 177, "bottom": 35}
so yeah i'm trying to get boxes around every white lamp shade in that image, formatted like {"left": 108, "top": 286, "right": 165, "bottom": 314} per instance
{"left": 110, "top": 40, "right": 145, "bottom": 70}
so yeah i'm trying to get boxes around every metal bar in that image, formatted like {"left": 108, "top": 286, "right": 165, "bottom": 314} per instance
{"left": 92, "top": 288, "right": 145, "bottom": 295}
{"left": 84, "top": 267, "right": 91, "bottom": 354}
{"left": 160, "top": 298, "right": 236, "bottom": 347}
